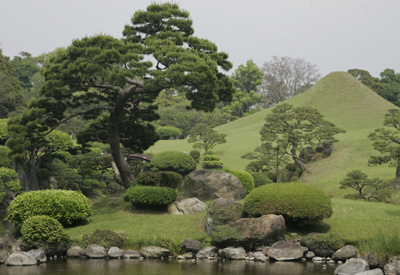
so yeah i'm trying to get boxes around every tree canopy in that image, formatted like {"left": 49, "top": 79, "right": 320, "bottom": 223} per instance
{"left": 188, "top": 123, "right": 227, "bottom": 153}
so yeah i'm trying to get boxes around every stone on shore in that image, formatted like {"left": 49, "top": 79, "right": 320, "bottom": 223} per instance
{"left": 141, "top": 246, "right": 170, "bottom": 258}
{"left": 354, "top": 269, "right": 384, "bottom": 275}
{"left": 332, "top": 245, "right": 358, "bottom": 261}
{"left": 267, "top": 241, "right": 304, "bottom": 261}
{"left": 29, "top": 249, "right": 47, "bottom": 263}
{"left": 334, "top": 258, "right": 369, "bottom": 275}
{"left": 108, "top": 247, "right": 123, "bottom": 258}
{"left": 67, "top": 246, "right": 86, "bottom": 258}
{"left": 220, "top": 247, "right": 246, "bottom": 260}
{"left": 122, "top": 250, "right": 141, "bottom": 259}
{"left": 181, "top": 239, "right": 201, "bottom": 253}
{"left": 86, "top": 245, "right": 107, "bottom": 258}
{"left": 5, "top": 251, "right": 37, "bottom": 266}
{"left": 196, "top": 246, "right": 217, "bottom": 259}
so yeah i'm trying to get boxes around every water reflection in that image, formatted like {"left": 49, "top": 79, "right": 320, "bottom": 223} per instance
{"left": 0, "top": 258, "right": 336, "bottom": 275}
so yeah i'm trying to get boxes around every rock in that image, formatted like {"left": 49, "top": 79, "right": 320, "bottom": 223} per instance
{"left": 332, "top": 245, "right": 358, "bottom": 261}
{"left": 5, "top": 251, "right": 37, "bottom": 266}
{"left": 312, "top": 257, "right": 324, "bottom": 262}
{"left": 67, "top": 246, "right": 86, "bottom": 258}
{"left": 29, "top": 249, "right": 47, "bottom": 263}
{"left": 123, "top": 250, "right": 141, "bottom": 259}
{"left": 384, "top": 256, "right": 400, "bottom": 275}
{"left": 267, "top": 241, "right": 304, "bottom": 261}
{"left": 305, "top": 251, "right": 315, "bottom": 259}
{"left": 300, "top": 233, "right": 345, "bottom": 257}
{"left": 334, "top": 258, "right": 369, "bottom": 275}
{"left": 0, "top": 249, "right": 8, "bottom": 264}
{"left": 86, "top": 245, "right": 107, "bottom": 258}
{"left": 181, "top": 169, "right": 246, "bottom": 200}
{"left": 354, "top": 269, "right": 383, "bottom": 275}
{"left": 262, "top": 246, "right": 270, "bottom": 255}
{"left": 220, "top": 247, "right": 246, "bottom": 260}
{"left": 204, "top": 198, "right": 243, "bottom": 234}
{"left": 253, "top": 251, "right": 268, "bottom": 262}
{"left": 141, "top": 246, "right": 170, "bottom": 258}
{"left": 108, "top": 247, "right": 123, "bottom": 258}
{"left": 183, "top": 252, "right": 194, "bottom": 259}
{"left": 168, "top": 198, "right": 206, "bottom": 215}
{"left": 212, "top": 214, "right": 286, "bottom": 249}
{"left": 196, "top": 246, "right": 217, "bottom": 259}
{"left": 181, "top": 239, "right": 201, "bottom": 253}
{"left": 0, "top": 229, "right": 19, "bottom": 251}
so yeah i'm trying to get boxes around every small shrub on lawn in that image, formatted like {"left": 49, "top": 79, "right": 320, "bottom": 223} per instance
{"left": 190, "top": 150, "right": 200, "bottom": 163}
{"left": 135, "top": 171, "right": 182, "bottom": 189}
{"left": 21, "top": 215, "right": 70, "bottom": 251}
{"left": 83, "top": 229, "right": 126, "bottom": 249}
{"left": 156, "top": 126, "right": 182, "bottom": 140}
{"left": 124, "top": 186, "right": 177, "bottom": 208}
{"left": 7, "top": 189, "right": 92, "bottom": 227}
{"left": 244, "top": 182, "right": 332, "bottom": 225}
{"left": 223, "top": 168, "right": 255, "bottom": 193}
{"left": 151, "top": 151, "right": 196, "bottom": 176}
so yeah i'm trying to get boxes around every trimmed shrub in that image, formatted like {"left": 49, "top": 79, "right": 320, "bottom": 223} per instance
{"left": 7, "top": 190, "right": 93, "bottom": 227}
{"left": 190, "top": 150, "right": 200, "bottom": 163}
{"left": 203, "top": 155, "right": 220, "bottom": 161}
{"left": 124, "top": 186, "right": 177, "bottom": 207}
{"left": 156, "top": 126, "right": 182, "bottom": 140}
{"left": 83, "top": 229, "right": 126, "bottom": 249}
{"left": 21, "top": 215, "right": 70, "bottom": 250}
{"left": 204, "top": 151, "right": 215, "bottom": 156}
{"left": 202, "top": 160, "right": 223, "bottom": 169}
{"left": 151, "top": 151, "right": 196, "bottom": 176}
{"left": 224, "top": 168, "right": 255, "bottom": 193}
{"left": 251, "top": 172, "right": 272, "bottom": 188}
{"left": 244, "top": 182, "right": 332, "bottom": 224}
{"left": 135, "top": 171, "right": 183, "bottom": 189}
{"left": 135, "top": 171, "right": 161, "bottom": 186}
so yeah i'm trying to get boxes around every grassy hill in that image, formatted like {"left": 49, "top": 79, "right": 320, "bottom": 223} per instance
{"left": 148, "top": 72, "right": 399, "bottom": 199}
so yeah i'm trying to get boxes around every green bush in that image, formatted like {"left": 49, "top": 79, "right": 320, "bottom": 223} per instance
{"left": 21, "top": 215, "right": 70, "bottom": 250}
{"left": 83, "top": 229, "right": 126, "bottom": 248}
{"left": 251, "top": 172, "right": 272, "bottom": 188}
{"left": 190, "top": 150, "right": 200, "bottom": 163}
{"left": 203, "top": 155, "right": 220, "bottom": 161}
{"left": 224, "top": 168, "right": 255, "bottom": 193}
{"left": 244, "top": 182, "right": 332, "bottom": 224}
{"left": 0, "top": 167, "right": 22, "bottom": 207}
{"left": 0, "top": 146, "right": 11, "bottom": 168}
{"left": 124, "top": 186, "right": 177, "bottom": 207}
{"left": 204, "top": 151, "right": 215, "bottom": 156}
{"left": 300, "top": 233, "right": 345, "bottom": 257}
{"left": 151, "top": 151, "right": 196, "bottom": 176}
{"left": 7, "top": 190, "right": 93, "bottom": 227}
{"left": 156, "top": 126, "right": 182, "bottom": 140}
{"left": 135, "top": 171, "right": 183, "bottom": 189}
{"left": 134, "top": 171, "right": 161, "bottom": 186}
{"left": 202, "top": 160, "right": 224, "bottom": 169}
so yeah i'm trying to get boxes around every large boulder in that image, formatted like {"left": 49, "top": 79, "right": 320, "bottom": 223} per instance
{"left": 168, "top": 198, "right": 206, "bottom": 215}
{"left": 5, "top": 251, "right": 37, "bottom": 266}
{"left": 108, "top": 247, "right": 123, "bottom": 258}
{"left": 181, "top": 239, "right": 201, "bottom": 253}
{"left": 220, "top": 247, "right": 246, "bottom": 260}
{"left": 334, "top": 258, "right": 369, "bottom": 275}
{"left": 332, "top": 245, "right": 358, "bottom": 261}
{"left": 67, "top": 246, "right": 86, "bottom": 258}
{"left": 384, "top": 256, "right": 400, "bottom": 275}
{"left": 204, "top": 198, "right": 243, "bottom": 234}
{"left": 212, "top": 214, "right": 286, "bottom": 249}
{"left": 86, "top": 245, "right": 107, "bottom": 258}
{"left": 0, "top": 229, "right": 19, "bottom": 251}
{"left": 196, "top": 246, "right": 217, "bottom": 259}
{"left": 181, "top": 169, "right": 246, "bottom": 200}
{"left": 141, "top": 246, "right": 170, "bottom": 258}
{"left": 354, "top": 269, "right": 384, "bottom": 275}
{"left": 29, "top": 249, "right": 47, "bottom": 263}
{"left": 267, "top": 241, "right": 304, "bottom": 261}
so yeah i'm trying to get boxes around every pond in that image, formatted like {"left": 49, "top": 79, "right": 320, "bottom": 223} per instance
{"left": 0, "top": 258, "right": 337, "bottom": 275}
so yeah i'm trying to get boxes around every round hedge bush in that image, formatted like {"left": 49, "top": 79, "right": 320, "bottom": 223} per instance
{"left": 190, "top": 150, "right": 200, "bottom": 163}
{"left": 151, "top": 151, "right": 196, "bottom": 176}
{"left": 224, "top": 169, "right": 255, "bottom": 193}
{"left": 156, "top": 126, "right": 182, "bottom": 140}
{"left": 21, "top": 215, "right": 70, "bottom": 250}
{"left": 244, "top": 182, "right": 332, "bottom": 224}
{"left": 7, "top": 190, "right": 92, "bottom": 226}
{"left": 124, "top": 186, "right": 177, "bottom": 207}
{"left": 134, "top": 171, "right": 183, "bottom": 189}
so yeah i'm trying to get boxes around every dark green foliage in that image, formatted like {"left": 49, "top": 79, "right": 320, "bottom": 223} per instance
{"left": 300, "top": 233, "right": 345, "bottom": 257}
{"left": 203, "top": 155, "right": 220, "bottom": 161}
{"left": 211, "top": 225, "right": 243, "bottom": 248}
{"left": 7, "top": 190, "right": 92, "bottom": 226}
{"left": 0, "top": 167, "right": 22, "bottom": 208}
{"left": 21, "top": 215, "right": 70, "bottom": 250}
{"left": 0, "top": 119, "right": 8, "bottom": 145}
{"left": 244, "top": 183, "right": 332, "bottom": 224}
{"left": 11, "top": 52, "right": 40, "bottom": 91}
{"left": 223, "top": 168, "right": 255, "bottom": 193}
{"left": 340, "top": 170, "right": 391, "bottom": 202}
{"left": 156, "top": 126, "right": 182, "bottom": 140}
{"left": 134, "top": 171, "right": 182, "bottom": 189}
{"left": 124, "top": 186, "right": 177, "bottom": 207}
{"left": 207, "top": 199, "right": 243, "bottom": 229}
{"left": 251, "top": 172, "right": 272, "bottom": 188}
{"left": 48, "top": 158, "right": 83, "bottom": 190}
{"left": 189, "top": 150, "right": 200, "bottom": 163}
{"left": 0, "top": 145, "right": 12, "bottom": 167}
{"left": 202, "top": 154, "right": 223, "bottom": 169}
{"left": 188, "top": 123, "right": 227, "bottom": 153}
{"left": 151, "top": 151, "right": 196, "bottom": 176}
{"left": 83, "top": 229, "right": 126, "bottom": 249}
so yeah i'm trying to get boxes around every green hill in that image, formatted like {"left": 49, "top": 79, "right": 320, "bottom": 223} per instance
{"left": 148, "top": 72, "right": 398, "bottom": 198}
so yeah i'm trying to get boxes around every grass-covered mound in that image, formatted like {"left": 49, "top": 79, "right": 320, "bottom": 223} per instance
{"left": 244, "top": 182, "right": 332, "bottom": 224}
{"left": 7, "top": 190, "right": 92, "bottom": 226}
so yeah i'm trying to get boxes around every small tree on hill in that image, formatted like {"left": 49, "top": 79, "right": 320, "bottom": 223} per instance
{"left": 188, "top": 123, "right": 227, "bottom": 153}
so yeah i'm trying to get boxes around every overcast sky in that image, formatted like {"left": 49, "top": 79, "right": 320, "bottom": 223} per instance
{"left": 1, "top": 0, "right": 399, "bottom": 77}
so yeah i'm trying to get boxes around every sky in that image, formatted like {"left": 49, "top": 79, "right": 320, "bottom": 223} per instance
{"left": 0, "top": 0, "right": 399, "bottom": 78}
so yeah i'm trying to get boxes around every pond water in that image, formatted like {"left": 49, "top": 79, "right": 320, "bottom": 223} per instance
{"left": 0, "top": 258, "right": 337, "bottom": 275}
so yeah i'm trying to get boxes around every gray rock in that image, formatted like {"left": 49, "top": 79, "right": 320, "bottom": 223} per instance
{"left": 221, "top": 247, "right": 246, "bottom": 260}
{"left": 183, "top": 252, "right": 194, "bottom": 259}
{"left": 168, "top": 197, "right": 206, "bottom": 215}
{"left": 253, "top": 251, "right": 268, "bottom": 262}
{"left": 28, "top": 249, "right": 47, "bottom": 263}
{"left": 212, "top": 214, "right": 286, "bottom": 249}
{"left": 384, "top": 256, "right": 400, "bottom": 275}
{"left": 5, "top": 251, "right": 37, "bottom": 266}
{"left": 0, "top": 249, "right": 8, "bottom": 264}
{"left": 0, "top": 229, "right": 19, "bottom": 252}
{"left": 108, "top": 247, "right": 123, "bottom": 258}
{"left": 67, "top": 246, "right": 86, "bottom": 258}
{"left": 181, "top": 169, "right": 246, "bottom": 200}
{"left": 354, "top": 269, "right": 384, "bottom": 275}
{"left": 312, "top": 256, "right": 324, "bottom": 262}
{"left": 86, "top": 245, "right": 107, "bottom": 258}
{"left": 181, "top": 239, "right": 201, "bottom": 253}
{"left": 141, "top": 246, "right": 170, "bottom": 258}
{"left": 204, "top": 198, "right": 243, "bottom": 234}
{"left": 334, "top": 258, "right": 369, "bottom": 275}
{"left": 305, "top": 251, "right": 315, "bottom": 259}
{"left": 196, "top": 246, "right": 217, "bottom": 259}
{"left": 122, "top": 250, "right": 141, "bottom": 259}
{"left": 267, "top": 241, "right": 304, "bottom": 261}
{"left": 332, "top": 245, "right": 358, "bottom": 261}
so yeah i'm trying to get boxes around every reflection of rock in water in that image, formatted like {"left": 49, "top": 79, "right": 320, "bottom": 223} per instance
{"left": 2, "top": 264, "right": 47, "bottom": 275}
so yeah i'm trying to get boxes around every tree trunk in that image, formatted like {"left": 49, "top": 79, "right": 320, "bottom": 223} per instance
{"left": 394, "top": 165, "right": 400, "bottom": 189}
{"left": 14, "top": 162, "right": 39, "bottom": 191}
{"left": 291, "top": 142, "right": 306, "bottom": 171}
